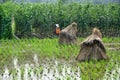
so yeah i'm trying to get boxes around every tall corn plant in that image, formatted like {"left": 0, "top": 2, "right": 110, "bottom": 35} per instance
{"left": 14, "top": 3, "right": 32, "bottom": 38}
{"left": 0, "top": 2, "right": 13, "bottom": 39}
{"left": 0, "top": 4, "right": 4, "bottom": 39}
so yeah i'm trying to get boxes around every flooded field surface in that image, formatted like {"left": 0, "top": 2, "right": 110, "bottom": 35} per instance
{"left": 0, "top": 54, "right": 81, "bottom": 80}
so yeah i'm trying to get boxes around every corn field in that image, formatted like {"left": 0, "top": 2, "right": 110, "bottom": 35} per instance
{"left": 0, "top": 2, "right": 120, "bottom": 39}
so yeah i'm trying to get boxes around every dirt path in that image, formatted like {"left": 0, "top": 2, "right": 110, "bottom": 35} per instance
{"left": 105, "top": 43, "right": 120, "bottom": 51}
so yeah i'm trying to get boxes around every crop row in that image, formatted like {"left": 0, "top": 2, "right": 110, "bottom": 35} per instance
{"left": 0, "top": 2, "right": 120, "bottom": 39}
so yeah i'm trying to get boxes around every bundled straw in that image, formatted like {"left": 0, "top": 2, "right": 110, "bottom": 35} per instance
{"left": 76, "top": 28, "right": 108, "bottom": 61}
{"left": 59, "top": 22, "right": 77, "bottom": 44}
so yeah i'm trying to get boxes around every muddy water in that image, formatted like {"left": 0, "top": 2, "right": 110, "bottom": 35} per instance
{"left": 0, "top": 54, "right": 81, "bottom": 80}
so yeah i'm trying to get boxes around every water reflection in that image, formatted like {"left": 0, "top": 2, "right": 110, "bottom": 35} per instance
{"left": 0, "top": 54, "right": 81, "bottom": 80}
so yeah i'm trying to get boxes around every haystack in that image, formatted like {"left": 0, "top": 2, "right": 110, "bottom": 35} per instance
{"left": 58, "top": 22, "right": 77, "bottom": 44}
{"left": 76, "top": 28, "right": 108, "bottom": 61}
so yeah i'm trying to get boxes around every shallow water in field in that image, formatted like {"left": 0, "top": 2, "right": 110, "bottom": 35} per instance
{"left": 102, "top": 60, "right": 120, "bottom": 80}
{"left": 0, "top": 54, "right": 120, "bottom": 80}
{"left": 0, "top": 54, "right": 81, "bottom": 80}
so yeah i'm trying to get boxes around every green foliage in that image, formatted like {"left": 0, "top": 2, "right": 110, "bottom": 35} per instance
{"left": 14, "top": 3, "right": 32, "bottom": 36}
{"left": 0, "top": 5, "right": 4, "bottom": 39}
{"left": 0, "top": 3, "right": 13, "bottom": 39}
{"left": 1, "top": 2, "right": 120, "bottom": 38}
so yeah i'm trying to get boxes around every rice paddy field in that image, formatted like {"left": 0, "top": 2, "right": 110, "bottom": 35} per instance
{"left": 0, "top": 0, "right": 120, "bottom": 79}
{"left": 0, "top": 37, "right": 120, "bottom": 80}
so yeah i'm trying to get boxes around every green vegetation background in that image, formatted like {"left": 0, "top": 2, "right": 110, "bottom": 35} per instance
{"left": 0, "top": 2, "right": 120, "bottom": 39}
